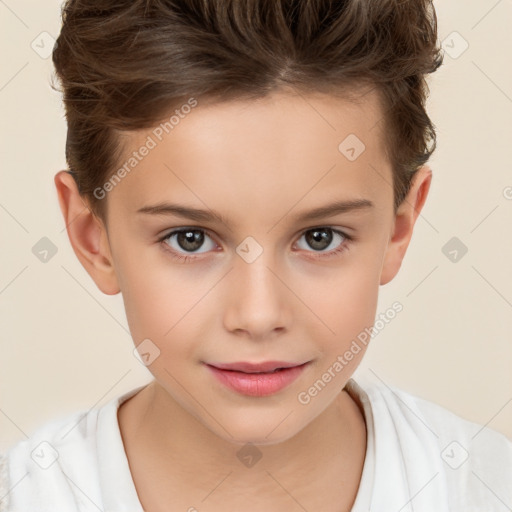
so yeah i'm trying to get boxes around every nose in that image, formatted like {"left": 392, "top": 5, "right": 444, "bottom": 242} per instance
{"left": 222, "top": 248, "right": 291, "bottom": 340}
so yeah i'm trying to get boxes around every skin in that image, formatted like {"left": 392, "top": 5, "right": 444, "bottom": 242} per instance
{"left": 54, "top": 87, "right": 431, "bottom": 512}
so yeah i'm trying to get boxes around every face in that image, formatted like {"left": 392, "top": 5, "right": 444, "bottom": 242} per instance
{"left": 86, "top": 89, "right": 405, "bottom": 445}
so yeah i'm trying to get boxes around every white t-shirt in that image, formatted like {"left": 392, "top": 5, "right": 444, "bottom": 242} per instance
{"left": 1, "top": 377, "right": 511, "bottom": 511}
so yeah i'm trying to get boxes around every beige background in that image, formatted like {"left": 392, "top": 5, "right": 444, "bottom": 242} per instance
{"left": 1, "top": 0, "right": 511, "bottom": 453}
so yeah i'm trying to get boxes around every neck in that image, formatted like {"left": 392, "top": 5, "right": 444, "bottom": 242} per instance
{"left": 118, "top": 380, "right": 367, "bottom": 511}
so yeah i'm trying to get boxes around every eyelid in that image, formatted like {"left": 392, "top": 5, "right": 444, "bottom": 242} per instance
{"left": 293, "top": 224, "right": 353, "bottom": 241}
{"left": 159, "top": 226, "right": 220, "bottom": 250}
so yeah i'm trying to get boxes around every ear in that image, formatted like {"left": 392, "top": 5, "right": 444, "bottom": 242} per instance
{"left": 54, "top": 170, "right": 120, "bottom": 295}
{"left": 380, "top": 165, "right": 432, "bottom": 285}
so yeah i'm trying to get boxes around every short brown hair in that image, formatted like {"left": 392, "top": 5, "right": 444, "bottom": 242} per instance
{"left": 52, "top": 0, "right": 443, "bottom": 221}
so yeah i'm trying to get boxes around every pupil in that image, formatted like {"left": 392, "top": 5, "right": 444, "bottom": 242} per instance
{"left": 307, "top": 228, "right": 332, "bottom": 250}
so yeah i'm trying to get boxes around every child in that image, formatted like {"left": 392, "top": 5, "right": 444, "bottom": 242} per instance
{"left": 2, "top": 0, "right": 511, "bottom": 511}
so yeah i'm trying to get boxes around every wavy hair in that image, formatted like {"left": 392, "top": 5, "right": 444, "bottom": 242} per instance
{"left": 52, "top": 0, "right": 444, "bottom": 220}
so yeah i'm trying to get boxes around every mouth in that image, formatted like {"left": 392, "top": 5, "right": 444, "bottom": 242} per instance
{"left": 204, "top": 361, "right": 311, "bottom": 396}
{"left": 207, "top": 360, "right": 308, "bottom": 373}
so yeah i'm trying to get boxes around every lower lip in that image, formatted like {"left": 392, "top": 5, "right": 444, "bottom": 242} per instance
{"left": 205, "top": 362, "right": 310, "bottom": 397}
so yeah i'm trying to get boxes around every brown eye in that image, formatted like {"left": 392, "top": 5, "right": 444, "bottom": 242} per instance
{"left": 294, "top": 227, "right": 351, "bottom": 260}
{"left": 304, "top": 228, "right": 334, "bottom": 251}
{"left": 176, "top": 229, "right": 204, "bottom": 251}
{"left": 162, "top": 228, "right": 216, "bottom": 254}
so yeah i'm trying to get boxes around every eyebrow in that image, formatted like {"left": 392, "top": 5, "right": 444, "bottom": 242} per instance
{"left": 136, "top": 198, "right": 374, "bottom": 227}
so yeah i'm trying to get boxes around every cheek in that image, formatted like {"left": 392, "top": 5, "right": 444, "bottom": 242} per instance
{"left": 123, "top": 272, "right": 204, "bottom": 342}
{"left": 295, "top": 266, "right": 379, "bottom": 398}
{"left": 114, "top": 245, "right": 197, "bottom": 341}
{"left": 117, "top": 254, "right": 217, "bottom": 375}
{"left": 296, "top": 252, "right": 382, "bottom": 341}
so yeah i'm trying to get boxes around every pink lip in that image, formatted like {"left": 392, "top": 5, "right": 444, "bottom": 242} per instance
{"left": 209, "top": 360, "right": 305, "bottom": 373}
{"left": 205, "top": 361, "right": 310, "bottom": 397}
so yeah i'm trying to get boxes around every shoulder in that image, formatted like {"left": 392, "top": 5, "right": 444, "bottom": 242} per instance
{"left": 348, "top": 376, "right": 512, "bottom": 511}
{"left": 1, "top": 384, "right": 149, "bottom": 512}
{"left": 2, "top": 404, "right": 106, "bottom": 512}
{"left": 375, "top": 380, "right": 512, "bottom": 459}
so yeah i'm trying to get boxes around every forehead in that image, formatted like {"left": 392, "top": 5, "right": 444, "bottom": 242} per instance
{"left": 109, "top": 88, "right": 392, "bottom": 221}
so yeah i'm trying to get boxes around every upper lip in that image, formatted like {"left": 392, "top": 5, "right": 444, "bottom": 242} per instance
{"left": 207, "top": 361, "right": 308, "bottom": 373}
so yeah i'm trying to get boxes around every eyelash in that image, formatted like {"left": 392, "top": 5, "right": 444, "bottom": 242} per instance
{"left": 158, "top": 227, "right": 353, "bottom": 263}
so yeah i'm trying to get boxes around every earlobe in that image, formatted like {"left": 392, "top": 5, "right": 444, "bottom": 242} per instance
{"left": 379, "top": 165, "right": 432, "bottom": 285}
{"left": 54, "top": 170, "right": 120, "bottom": 295}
